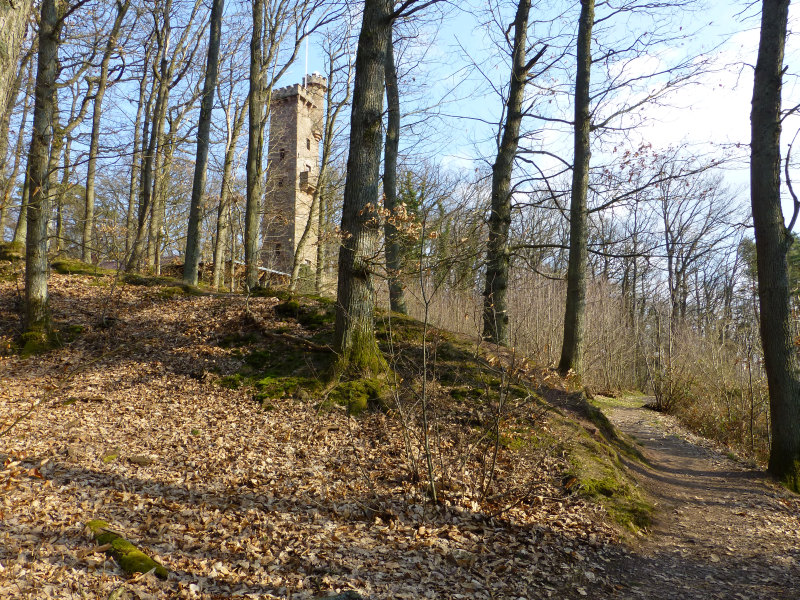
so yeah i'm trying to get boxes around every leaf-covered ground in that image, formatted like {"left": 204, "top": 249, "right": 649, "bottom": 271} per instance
{"left": 0, "top": 272, "right": 624, "bottom": 599}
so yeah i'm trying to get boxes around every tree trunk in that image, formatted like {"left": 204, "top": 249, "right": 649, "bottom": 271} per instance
{"left": 212, "top": 101, "right": 246, "bottom": 290}
{"left": 1, "top": 57, "right": 33, "bottom": 241}
{"left": 126, "top": 57, "right": 150, "bottom": 257}
{"left": 558, "top": 0, "right": 594, "bottom": 376}
{"left": 483, "top": 0, "right": 540, "bottom": 345}
{"left": 333, "top": 0, "right": 392, "bottom": 374}
{"left": 0, "top": 50, "right": 31, "bottom": 178}
{"left": 245, "top": 0, "right": 265, "bottom": 290}
{"left": 12, "top": 169, "right": 29, "bottom": 245}
{"left": 0, "top": 0, "right": 33, "bottom": 117}
{"left": 128, "top": 5, "right": 172, "bottom": 271}
{"left": 82, "top": 1, "right": 129, "bottom": 263}
{"left": 24, "top": 0, "right": 59, "bottom": 333}
{"left": 55, "top": 133, "right": 71, "bottom": 254}
{"left": 750, "top": 0, "right": 800, "bottom": 491}
{"left": 184, "top": 0, "right": 223, "bottom": 285}
{"left": 382, "top": 28, "right": 406, "bottom": 314}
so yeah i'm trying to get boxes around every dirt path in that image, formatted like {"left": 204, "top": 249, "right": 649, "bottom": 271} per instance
{"left": 601, "top": 399, "right": 800, "bottom": 599}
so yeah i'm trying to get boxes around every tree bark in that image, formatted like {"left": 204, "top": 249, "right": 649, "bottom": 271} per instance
{"left": 12, "top": 169, "right": 29, "bottom": 245}
{"left": 82, "top": 1, "right": 129, "bottom": 263}
{"left": 0, "top": 0, "right": 33, "bottom": 117}
{"left": 1, "top": 56, "right": 32, "bottom": 241}
{"left": 184, "top": 0, "right": 223, "bottom": 285}
{"left": 382, "top": 28, "right": 406, "bottom": 314}
{"left": 333, "top": 0, "right": 392, "bottom": 374}
{"left": 126, "top": 53, "right": 150, "bottom": 257}
{"left": 558, "top": 0, "right": 594, "bottom": 376}
{"left": 212, "top": 98, "right": 247, "bottom": 290}
{"left": 483, "top": 0, "right": 540, "bottom": 345}
{"left": 750, "top": 0, "right": 800, "bottom": 491}
{"left": 24, "top": 0, "right": 60, "bottom": 333}
{"left": 244, "top": 0, "right": 265, "bottom": 290}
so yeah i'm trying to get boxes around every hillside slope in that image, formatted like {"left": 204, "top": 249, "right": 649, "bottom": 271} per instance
{"left": 0, "top": 264, "right": 794, "bottom": 599}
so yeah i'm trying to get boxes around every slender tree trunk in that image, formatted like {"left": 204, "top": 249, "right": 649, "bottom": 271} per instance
{"left": 483, "top": 0, "right": 541, "bottom": 345}
{"left": 334, "top": 0, "right": 392, "bottom": 374}
{"left": 126, "top": 60, "right": 150, "bottom": 257}
{"left": 245, "top": 0, "right": 266, "bottom": 290}
{"left": 184, "top": 0, "right": 223, "bottom": 285}
{"left": 558, "top": 0, "right": 594, "bottom": 376}
{"left": 24, "top": 0, "right": 59, "bottom": 333}
{"left": 315, "top": 182, "right": 328, "bottom": 293}
{"left": 750, "top": 0, "right": 800, "bottom": 491}
{"left": 1, "top": 59, "right": 33, "bottom": 241}
{"left": 83, "top": 1, "right": 129, "bottom": 263}
{"left": 0, "top": 50, "right": 31, "bottom": 177}
{"left": 12, "top": 170, "right": 29, "bottom": 245}
{"left": 0, "top": 0, "right": 33, "bottom": 117}
{"left": 128, "top": 6, "right": 172, "bottom": 271}
{"left": 383, "top": 28, "right": 406, "bottom": 314}
{"left": 55, "top": 134, "right": 71, "bottom": 254}
{"left": 212, "top": 103, "right": 246, "bottom": 289}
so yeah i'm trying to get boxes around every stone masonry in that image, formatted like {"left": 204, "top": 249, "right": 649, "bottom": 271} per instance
{"left": 262, "top": 73, "right": 327, "bottom": 274}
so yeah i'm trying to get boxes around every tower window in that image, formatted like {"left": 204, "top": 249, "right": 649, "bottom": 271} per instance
{"left": 280, "top": 148, "right": 286, "bottom": 160}
{"left": 306, "top": 138, "right": 311, "bottom": 150}
{"left": 278, "top": 178, "right": 284, "bottom": 188}
{"left": 275, "top": 243, "right": 282, "bottom": 257}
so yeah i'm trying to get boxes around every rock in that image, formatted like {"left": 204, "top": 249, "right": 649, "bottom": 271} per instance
{"left": 128, "top": 455, "right": 154, "bottom": 467}
{"left": 316, "top": 592, "right": 364, "bottom": 600}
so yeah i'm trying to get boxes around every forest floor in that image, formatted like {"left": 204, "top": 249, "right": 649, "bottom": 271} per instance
{"left": 0, "top": 269, "right": 798, "bottom": 599}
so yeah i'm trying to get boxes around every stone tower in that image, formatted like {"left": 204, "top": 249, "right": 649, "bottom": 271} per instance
{"left": 262, "top": 73, "right": 327, "bottom": 274}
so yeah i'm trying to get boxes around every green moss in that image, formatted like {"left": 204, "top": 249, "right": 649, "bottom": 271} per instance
{"left": 19, "top": 330, "right": 53, "bottom": 356}
{"left": 51, "top": 259, "right": 110, "bottom": 277}
{"left": 564, "top": 433, "right": 653, "bottom": 533}
{"left": 0, "top": 241, "right": 24, "bottom": 261}
{"left": 274, "top": 298, "right": 335, "bottom": 330}
{"left": 88, "top": 520, "right": 168, "bottom": 579}
{"left": 190, "top": 428, "right": 200, "bottom": 436}
{"left": 254, "top": 375, "right": 317, "bottom": 400}
{"left": 327, "top": 378, "right": 386, "bottom": 415}
{"left": 102, "top": 451, "right": 119, "bottom": 463}
{"left": 219, "top": 332, "right": 259, "bottom": 347}
{"left": 219, "top": 374, "right": 245, "bottom": 389}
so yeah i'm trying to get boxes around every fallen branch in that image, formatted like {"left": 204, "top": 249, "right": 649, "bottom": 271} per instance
{"left": 87, "top": 520, "right": 168, "bottom": 579}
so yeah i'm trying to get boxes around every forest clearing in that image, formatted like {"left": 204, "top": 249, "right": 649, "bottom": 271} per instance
{"left": 1, "top": 269, "right": 798, "bottom": 599}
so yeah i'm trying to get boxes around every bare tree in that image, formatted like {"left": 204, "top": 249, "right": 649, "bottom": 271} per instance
{"left": 482, "top": 0, "right": 546, "bottom": 345}
{"left": 750, "top": 0, "right": 800, "bottom": 491}
{"left": 82, "top": 0, "right": 130, "bottom": 262}
{"left": 183, "top": 0, "right": 223, "bottom": 285}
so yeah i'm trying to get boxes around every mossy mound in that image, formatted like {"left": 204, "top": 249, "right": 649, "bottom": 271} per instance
{"left": 275, "top": 297, "right": 335, "bottom": 330}
{"left": 51, "top": 259, "right": 110, "bottom": 277}
{"left": 14, "top": 323, "right": 84, "bottom": 357}
{"left": 0, "top": 241, "right": 24, "bottom": 261}
{"left": 327, "top": 378, "right": 387, "bottom": 415}
{"left": 87, "top": 520, "right": 168, "bottom": 579}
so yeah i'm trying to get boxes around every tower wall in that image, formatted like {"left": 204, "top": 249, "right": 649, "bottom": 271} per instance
{"left": 262, "top": 74, "right": 327, "bottom": 274}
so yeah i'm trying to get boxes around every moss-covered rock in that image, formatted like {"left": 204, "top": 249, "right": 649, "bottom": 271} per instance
{"left": 328, "top": 378, "right": 387, "bottom": 415}
{"left": 87, "top": 520, "right": 168, "bottom": 579}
